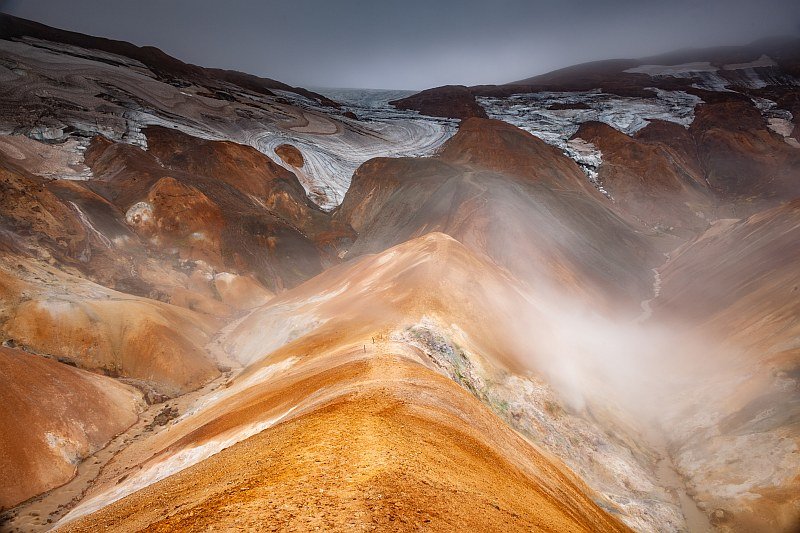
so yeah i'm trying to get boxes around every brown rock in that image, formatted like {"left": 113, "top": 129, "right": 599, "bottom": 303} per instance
{"left": 274, "top": 143, "right": 305, "bottom": 168}
{"left": 390, "top": 85, "right": 487, "bottom": 121}
{"left": 0, "top": 347, "right": 141, "bottom": 509}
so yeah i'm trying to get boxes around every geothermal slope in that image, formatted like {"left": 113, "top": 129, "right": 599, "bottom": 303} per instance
{"left": 1, "top": 14, "right": 799, "bottom": 533}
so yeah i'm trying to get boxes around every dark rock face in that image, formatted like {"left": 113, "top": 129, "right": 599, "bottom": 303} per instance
{"left": 390, "top": 85, "right": 487, "bottom": 120}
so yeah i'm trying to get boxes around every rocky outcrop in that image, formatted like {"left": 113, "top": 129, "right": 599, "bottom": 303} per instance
{"left": 390, "top": 85, "right": 487, "bottom": 120}
{"left": 573, "top": 120, "right": 714, "bottom": 235}
{"left": 689, "top": 99, "right": 800, "bottom": 210}
{"left": 274, "top": 143, "right": 305, "bottom": 168}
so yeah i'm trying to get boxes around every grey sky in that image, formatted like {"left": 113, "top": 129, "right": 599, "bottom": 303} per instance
{"left": 3, "top": 0, "right": 799, "bottom": 89}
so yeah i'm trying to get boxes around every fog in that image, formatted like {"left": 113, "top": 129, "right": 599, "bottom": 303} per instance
{"left": 509, "top": 286, "right": 732, "bottom": 426}
{"left": 3, "top": 0, "right": 800, "bottom": 89}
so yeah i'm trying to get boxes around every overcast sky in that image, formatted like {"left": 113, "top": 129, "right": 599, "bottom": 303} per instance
{"left": 3, "top": 0, "right": 799, "bottom": 89}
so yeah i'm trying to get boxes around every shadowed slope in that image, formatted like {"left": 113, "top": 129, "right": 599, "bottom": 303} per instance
{"left": 574, "top": 120, "right": 715, "bottom": 235}
{"left": 390, "top": 85, "right": 488, "bottom": 120}
{"left": 83, "top": 134, "right": 341, "bottom": 292}
{"left": 336, "top": 118, "right": 660, "bottom": 311}
{"left": 688, "top": 100, "right": 800, "bottom": 210}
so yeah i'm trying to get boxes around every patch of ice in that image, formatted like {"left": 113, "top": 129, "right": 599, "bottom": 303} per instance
{"left": 751, "top": 96, "right": 798, "bottom": 146}
{"left": 563, "top": 138, "right": 609, "bottom": 196}
{"left": 626, "top": 62, "right": 717, "bottom": 76}
{"left": 259, "top": 89, "right": 457, "bottom": 209}
{"left": 0, "top": 38, "right": 456, "bottom": 211}
{"left": 723, "top": 55, "right": 777, "bottom": 71}
{"left": 627, "top": 62, "right": 733, "bottom": 90}
{"left": 0, "top": 135, "right": 93, "bottom": 180}
{"left": 28, "top": 126, "right": 66, "bottom": 141}
{"left": 626, "top": 55, "right": 792, "bottom": 91}
{"left": 478, "top": 88, "right": 701, "bottom": 193}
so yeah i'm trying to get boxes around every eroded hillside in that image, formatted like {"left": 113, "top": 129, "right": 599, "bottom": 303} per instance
{"left": 0, "top": 13, "right": 798, "bottom": 533}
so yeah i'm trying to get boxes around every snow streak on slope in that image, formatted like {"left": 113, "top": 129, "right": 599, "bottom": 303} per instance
{"left": 0, "top": 38, "right": 454, "bottom": 210}
{"left": 477, "top": 89, "right": 701, "bottom": 191}
{"left": 254, "top": 89, "right": 456, "bottom": 208}
{"left": 625, "top": 55, "right": 798, "bottom": 91}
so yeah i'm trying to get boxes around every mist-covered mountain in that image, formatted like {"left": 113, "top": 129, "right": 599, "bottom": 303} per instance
{"left": 0, "top": 13, "right": 798, "bottom": 533}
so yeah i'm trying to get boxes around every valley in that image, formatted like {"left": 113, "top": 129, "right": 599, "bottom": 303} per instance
{"left": 0, "top": 12, "right": 798, "bottom": 533}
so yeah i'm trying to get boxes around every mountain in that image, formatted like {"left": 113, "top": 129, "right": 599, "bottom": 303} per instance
{"left": 0, "top": 13, "right": 339, "bottom": 107}
{"left": 55, "top": 234, "right": 633, "bottom": 532}
{"left": 0, "top": 346, "right": 141, "bottom": 510}
{"left": 335, "top": 118, "right": 662, "bottom": 311}
{"left": 389, "top": 85, "right": 488, "bottom": 120}
{"left": 0, "top": 14, "right": 798, "bottom": 533}
{"left": 392, "top": 37, "right": 800, "bottom": 120}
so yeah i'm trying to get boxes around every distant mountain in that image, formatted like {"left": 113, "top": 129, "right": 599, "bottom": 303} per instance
{"left": 392, "top": 36, "right": 800, "bottom": 120}
{"left": 0, "top": 13, "right": 340, "bottom": 107}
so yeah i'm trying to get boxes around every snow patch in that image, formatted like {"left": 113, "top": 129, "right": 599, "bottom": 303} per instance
{"left": 723, "top": 55, "right": 777, "bottom": 71}
{"left": 625, "top": 55, "right": 792, "bottom": 91}
{"left": 125, "top": 202, "right": 154, "bottom": 227}
{"left": 626, "top": 62, "right": 717, "bottom": 76}
{"left": 752, "top": 96, "right": 799, "bottom": 147}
